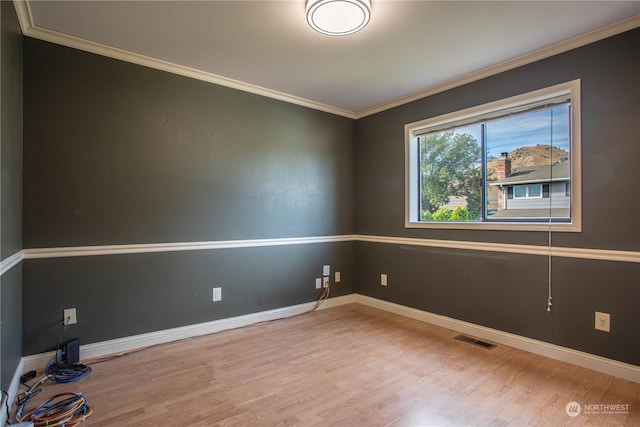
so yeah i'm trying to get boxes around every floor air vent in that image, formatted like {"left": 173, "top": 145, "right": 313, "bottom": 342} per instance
{"left": 454, "top": 335, "right": 496, "bottom": 349}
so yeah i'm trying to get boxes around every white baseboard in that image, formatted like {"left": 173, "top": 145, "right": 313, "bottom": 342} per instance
{"left": 355, "top": 294, "right": 640, "bottom": 384}
{"left": 22, "top": 294, "right": 356, "bottom": 373}
{"left": 1, "top": 358, "right": 24, "bottom": 426}
{"left": 20, "top": 293, "right": 637, "bottom": 386}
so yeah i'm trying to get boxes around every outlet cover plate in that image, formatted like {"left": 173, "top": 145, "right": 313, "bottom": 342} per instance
{"left": 63, "top": 308, "right": 77, "bottom": 325}
{"left": 213, "top": 287, "right": 222, "bottom": 302}
{"left": 595, "top": 311, "right": 610, "bottom": 332}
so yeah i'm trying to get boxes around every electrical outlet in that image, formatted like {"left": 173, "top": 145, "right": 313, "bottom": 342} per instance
{"left": 595, "top": 311, "right": 610, "bottom": 332}
{"left": 323, "top": 276, "right": 330, "bottom": 288}
{"left": 63, "top": 308, "right": 77, "bottom": 325}
{"left": 335, "top": 271, "right": 341, "bottom": 283}
{"left": 381, "top": 274, "right": 388, "bottom": 286}
{"left": 315, "top": 278, "right": 322, "bottom": 289}
{"left": 323, "top": 265, "right": 330, "bottom": 276}
{"left": 213, "top": 287, "right": 222, "bottom": 302}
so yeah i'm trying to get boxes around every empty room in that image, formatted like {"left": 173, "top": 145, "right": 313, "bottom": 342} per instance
{"left": 1, "top": 1, "right": 639, "bottom": 426}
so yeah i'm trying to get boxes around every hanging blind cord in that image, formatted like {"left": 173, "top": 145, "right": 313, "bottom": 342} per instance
{"left": 547, "top": 226, "right": 552, "bottom": 312}
{"left": 547, "top": 109, "right": 554, "bottom": 312}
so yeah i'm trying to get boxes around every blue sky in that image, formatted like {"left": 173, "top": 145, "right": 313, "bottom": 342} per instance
{"left": 455, "top": 105, "right": 570, "bottom": 159}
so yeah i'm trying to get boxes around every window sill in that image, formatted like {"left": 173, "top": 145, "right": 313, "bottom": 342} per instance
{"left": 405, "top": 220, "right": 581, "bottom": 232}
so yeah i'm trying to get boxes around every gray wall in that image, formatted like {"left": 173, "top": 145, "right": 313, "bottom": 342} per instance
{"left": 15, "top": 23, "right": 640, "bottom": 368}
{"left": 1, "top": 0, "right": 23, "bottom": 390}
{"left": 22, "top": 38, "right": 355, "bottom": 355}
{"left": 355, "top": 29, "right": 639, "bottom": 365}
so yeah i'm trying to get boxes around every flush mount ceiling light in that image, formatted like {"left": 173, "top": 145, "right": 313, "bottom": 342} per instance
{"left": 306, "top": 0, "right": 371, "bottom": 36}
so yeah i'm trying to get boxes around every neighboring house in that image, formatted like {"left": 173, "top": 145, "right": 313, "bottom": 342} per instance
{"left": 489, "top": 153, "right": 570, "bottom": 218}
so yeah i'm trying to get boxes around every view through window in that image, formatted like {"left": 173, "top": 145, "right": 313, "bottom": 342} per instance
{"left": 406, "top": 80, "right": 581, "bottom": 231}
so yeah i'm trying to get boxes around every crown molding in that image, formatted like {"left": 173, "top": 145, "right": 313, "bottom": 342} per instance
{"left": 13, "top": 1, "right": 638, "bottom": 120}
{"left": 354, "top": 15, "right": 640, "bottom": 118}
{"left": 13, "top": 0, "right": 32, "bottom": 34}
{"left": 12, "top": 1, "right": 355, "bottom": 119}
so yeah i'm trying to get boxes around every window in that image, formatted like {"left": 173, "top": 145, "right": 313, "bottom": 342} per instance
{"left": 405, "top": 80, "right": 581, "bottom": 231}
{"left": 513, "top": 184, "right": 542, "bottom": 199}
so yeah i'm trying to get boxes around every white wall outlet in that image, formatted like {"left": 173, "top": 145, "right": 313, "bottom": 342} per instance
{"left": 63, "top": 308, "right": 77, "bottom": 325}
{"left": 323, "top": 265, "right": 330, "bottom": 276}
{"left": 315, "top": 278, "right": 322, "bottom": 289}
{"left": 213, "top": 287, "right": 222, "bottom": 302}
{"left": 323, "top": 276, "right": 330, "bottom": 288}
{"left": 335, "top": 271, "right": 341, "bottom": 283}
{"left": 595, "top": 311, "right": 610, "bottom": 332}
{"left": 381, "top": 274, "right": 388, "bottom": 286}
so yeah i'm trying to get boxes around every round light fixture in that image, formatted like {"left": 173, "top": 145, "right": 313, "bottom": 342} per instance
{"left": 306, "top": 0, "right": 371, "bottom": 36}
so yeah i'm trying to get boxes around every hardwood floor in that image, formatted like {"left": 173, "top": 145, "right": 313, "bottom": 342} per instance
{"left": 14, "top": 303, "right": 640, "bottom": 426}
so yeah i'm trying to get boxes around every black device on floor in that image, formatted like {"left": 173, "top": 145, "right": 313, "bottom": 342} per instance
{"left": 61, "top": 338, "right": 80, "bottom": 365}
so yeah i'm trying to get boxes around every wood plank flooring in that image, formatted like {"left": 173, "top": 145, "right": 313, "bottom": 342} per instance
{"left": 14, "top": 303, "right": 640, "bottom": 426}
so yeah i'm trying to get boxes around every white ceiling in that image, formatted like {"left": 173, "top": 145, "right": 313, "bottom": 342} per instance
{"left": 22, "top": 1, "right": 640, "bottom": 117}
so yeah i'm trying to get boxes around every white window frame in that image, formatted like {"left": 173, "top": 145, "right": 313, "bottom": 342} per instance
{"left": 514, "top": 184, "right": 543, "bottom": 199}
{"left": 405, "top": 80, "right": 581, "bottom": 232}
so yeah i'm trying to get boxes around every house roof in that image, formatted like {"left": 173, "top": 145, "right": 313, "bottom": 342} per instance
{"left": 490, "top": 162, "right": 570, "bottom": 186}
